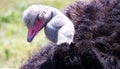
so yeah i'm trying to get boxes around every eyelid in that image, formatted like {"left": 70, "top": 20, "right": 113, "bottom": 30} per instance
{"left": 43, "top": 11, "right": 46, "bottom": 14}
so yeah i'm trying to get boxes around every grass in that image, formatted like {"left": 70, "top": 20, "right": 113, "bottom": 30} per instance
{"left": 0, "top": 0, "right": 74, "bottom": 68}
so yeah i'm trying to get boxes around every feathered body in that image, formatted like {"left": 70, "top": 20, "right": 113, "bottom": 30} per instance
{"left": 20, "top": 0, "right": 120, "bottom": 69}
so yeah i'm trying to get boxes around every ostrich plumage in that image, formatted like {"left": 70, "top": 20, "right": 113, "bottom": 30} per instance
{"left": 23, "top": 5, "right": 75, "bottom": 45}
{"left": 20, "top": 0, "right": 120, "bottom": 69}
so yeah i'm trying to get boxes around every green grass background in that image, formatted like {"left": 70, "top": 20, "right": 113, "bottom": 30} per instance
{"left": 0, "top": 0, "right": 74, "bottom": 68}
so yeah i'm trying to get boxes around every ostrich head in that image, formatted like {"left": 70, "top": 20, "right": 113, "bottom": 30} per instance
{"left": 23, "top": 5, "right": 52, "bottom": 42}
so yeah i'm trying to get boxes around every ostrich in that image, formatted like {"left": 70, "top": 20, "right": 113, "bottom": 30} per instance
{"left": 20, "top": 0, "right": 120, "bottom": 69}
{"left": 22, "top": 5, "right": 75, "bottom": 45}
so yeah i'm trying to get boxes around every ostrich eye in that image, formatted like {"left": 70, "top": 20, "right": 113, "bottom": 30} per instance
{"left": 38, "top": 13, "right": 44, "bottom": 20}
{"left": 43, "top": 11, "right": 46, "bottom": 14}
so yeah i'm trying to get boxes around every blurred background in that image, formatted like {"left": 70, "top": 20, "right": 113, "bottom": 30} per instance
{"left": 0, "top": 0, "right": 74, "bottom": 68}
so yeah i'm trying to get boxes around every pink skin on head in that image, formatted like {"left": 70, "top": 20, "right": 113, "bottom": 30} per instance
{"left": 27, "top": 19, "right": 43, "bottom": 42}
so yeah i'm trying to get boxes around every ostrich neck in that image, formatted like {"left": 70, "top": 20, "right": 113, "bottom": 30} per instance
{"left": 44, "top": 7, "right": 62, "bottom": 43}
{"left": 39, "top": 5, "right": 75, "bottom": 44}
{"left": 44, "top": 6, "right": 74, "bottom": 44}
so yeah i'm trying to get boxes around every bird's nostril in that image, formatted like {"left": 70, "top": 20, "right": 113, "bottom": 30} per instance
{"left": 32, "top": 30, "right": 34, "bottom": 33}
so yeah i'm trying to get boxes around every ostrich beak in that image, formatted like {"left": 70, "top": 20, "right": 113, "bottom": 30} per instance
{"left": 27, "top": 20, "right": 44, "bottom": 42}
{"left": 27, "top": 27, "right": 36, "bottom": 42}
